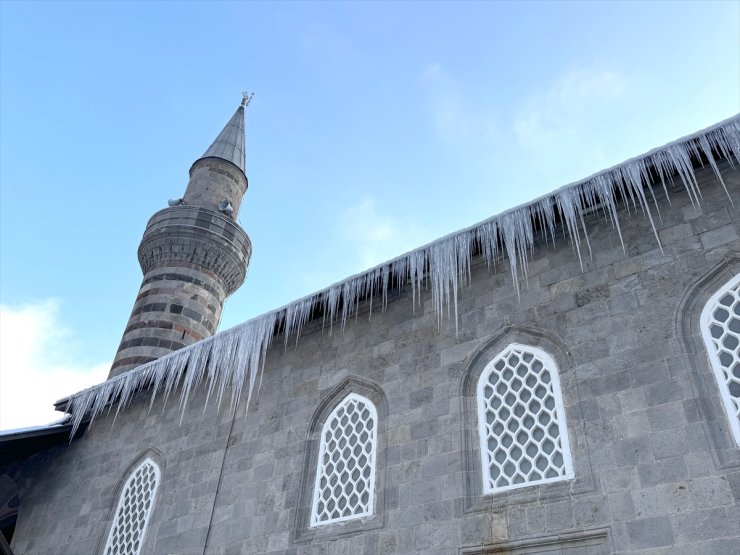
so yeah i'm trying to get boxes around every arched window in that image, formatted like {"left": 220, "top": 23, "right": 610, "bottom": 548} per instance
{"left": 701, "top": 272, "right": 740, "bottom": 446}
{"left": 310, "top": 393, "right": 377, "bottom": 527}
{"left": 477, "top": 343, "right": 573, "bottom": 494}
{"left": 103, "top": 457, "right": 161, "bottom": 555}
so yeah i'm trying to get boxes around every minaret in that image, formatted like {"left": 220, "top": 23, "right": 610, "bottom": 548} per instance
{"left": 110, "top": 97, "right": 253, "bottom": 377}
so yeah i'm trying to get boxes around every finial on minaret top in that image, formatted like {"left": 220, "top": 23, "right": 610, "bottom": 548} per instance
{"left": 241, "top": 91, "right": 254, "bottom": 108}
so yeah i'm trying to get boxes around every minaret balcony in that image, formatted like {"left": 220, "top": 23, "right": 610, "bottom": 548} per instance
{"left": 137, "top": 205, "right": 252, "bottom": 295}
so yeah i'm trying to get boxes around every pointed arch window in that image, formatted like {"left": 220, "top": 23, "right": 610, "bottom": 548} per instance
{"left": 310, "top": 393, "right": 377, "bottom": 527}
{"left": 701, "top": 273, "right": 740, "bottom": 446}
{"left": 102, "top": 457, "right": 161, "bottom": 555}
{"left": 477, "top": 344, "right": 573, "bottom": 494}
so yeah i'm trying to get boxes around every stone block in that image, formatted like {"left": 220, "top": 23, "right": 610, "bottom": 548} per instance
{"left": 409, "top": 386, "right": 433, "bottom": 409}
{"left": 626, "top": 516, "right": 674, "bottom": 548}
{"left": 613, "top": 436, "right": 653, "bottom": 468}
{"left": 587, "top": 370, "right": 632, "bottom": 397}
{"left": 409, "top": 418, "right": 438, "bottom": 440}
{"left": 572, "top": 495, "right": 610, "bottom": 528}
{"left": 545, "top": 500, "right": 573, "bottom": 532}
{"left": 606, "top": 292, "right": 640, "bottom": 316}
{"left": 699, "top": 224, "right": 738, "bottom": 249}
{"left": 460, "top": 514, "right": 493, "bottom": 545}
{"left": 608, "top": 491, "right": 635, "bottom": 521}
{"left": 688, "top": 476, "right": 735, "bottom": 510}
{"left": 637, "top": 457, "right": 688, "bottom": 487}
{"left": 613, "top": 256, "right": 644, "bottom": 279}
{"left": 650, "top": 427, "right": 688, "bottom": 460}
{"left": 413, "top": 521, "right": 461, "bottom": 550}
{"left": 646, "top": 401, "right": 686, "bottom": 431}
{"left": 422, "top": 499, "right": 454, "bottom": 523}
{"left": 675, "top": 507, "right": 732, "bottom": 543}
{"left": 645, "top": 380, "right": 684, "bottom": 407}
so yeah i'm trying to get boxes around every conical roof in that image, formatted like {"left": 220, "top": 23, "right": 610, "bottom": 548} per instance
{"left": 196, "top": 105, "right": 246, "bottom": 173}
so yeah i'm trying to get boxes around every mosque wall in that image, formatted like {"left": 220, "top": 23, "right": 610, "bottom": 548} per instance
{"left": 8, "top": 163, "right": 740, "bottom": 554}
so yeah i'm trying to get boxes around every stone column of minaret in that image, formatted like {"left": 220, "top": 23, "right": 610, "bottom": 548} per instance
{"left": 109, "top": 102, "right": 252, "bottom": 378}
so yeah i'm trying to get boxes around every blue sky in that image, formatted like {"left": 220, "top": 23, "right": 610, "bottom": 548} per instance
{"left": 1, "top": 0, "right": 738, "bottom": 429}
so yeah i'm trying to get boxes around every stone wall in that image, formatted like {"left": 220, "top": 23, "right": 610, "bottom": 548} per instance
{"left": 9, "top": 163, "right": 740, "bottom": 554}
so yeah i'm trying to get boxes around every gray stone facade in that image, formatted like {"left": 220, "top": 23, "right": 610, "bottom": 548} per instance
{"left": 7, "top": 163, "right": 740, "bottom": 554}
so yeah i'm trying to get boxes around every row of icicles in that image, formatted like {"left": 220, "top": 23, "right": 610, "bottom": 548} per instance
{"left": 65, "top": 115, "right": 740, "bottom": 436}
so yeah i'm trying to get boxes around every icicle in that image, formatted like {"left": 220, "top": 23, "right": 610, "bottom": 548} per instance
{"left": 61, "top": 114, "right": 740, "bottom": 438}
{"left": 697, "top": 135, "right": 733, "bottom": 205}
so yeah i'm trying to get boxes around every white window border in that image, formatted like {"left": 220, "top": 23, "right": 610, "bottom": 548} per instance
{"left": 102, "top": 457, "right": 161, "bottom": 555}
{"left": 476, "top": 343, "right": 574, "bottom": 495}
{"left": 309, "top": 392, "right": 378, "bottom": 527}
{"left": 700, "top": 272, "right": 740, "bottom": 446}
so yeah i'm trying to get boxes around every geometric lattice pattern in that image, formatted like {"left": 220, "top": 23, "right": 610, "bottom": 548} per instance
{"left": 702, "top": 273, "right": 740, "bottom": 446}
{"left": 311, "top": 393, "right": 377, "bottom": 526}
{"left": 477, "top": 344, "right": 574, "bottom": 494}
{"left": 103, "top": 458, "right": 160, "bottom": 555}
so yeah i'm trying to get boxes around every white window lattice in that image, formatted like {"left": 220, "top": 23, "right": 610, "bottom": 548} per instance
{"left": 103, "top": 458, "right": 160, "bottom": 555}
{"left": 477, "top": 344, "right": 574, "bottom": 494}
{"left": 701, "top": 273, "right": 740, "bottom": 446}
{"left": 310, "top": 393, "right": 377, "bottom": 526}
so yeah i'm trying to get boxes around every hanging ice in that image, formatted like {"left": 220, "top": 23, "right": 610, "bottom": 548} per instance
{"left": 62, "top": 115, "right": 740, "bottom": 437}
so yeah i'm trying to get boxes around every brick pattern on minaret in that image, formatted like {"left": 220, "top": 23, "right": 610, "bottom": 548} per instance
{"left": 110, "top": 105, "right": 252, "bottom": 377}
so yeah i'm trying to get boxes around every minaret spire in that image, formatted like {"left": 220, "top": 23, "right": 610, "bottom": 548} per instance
{"left": 110, "top": 99, "right": 253, "bottom": 377}
{"left": 196, "top": 106, "right": 247, "bottom": 174}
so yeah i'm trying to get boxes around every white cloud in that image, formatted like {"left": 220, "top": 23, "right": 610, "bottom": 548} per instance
{"left": 513, "top": 67, "right": 628, "bottom": 182}
{"left": 338, "top": 196, "right": 428, "bottom": 270}
{"left": 0, "top": 300, "right": 109, "bottom": 431}
{"left": 554, "top": 68, "right": 625, "bottom": 104}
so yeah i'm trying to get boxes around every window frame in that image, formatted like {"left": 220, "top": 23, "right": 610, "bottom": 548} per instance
{"left": 476, "top": 342, "right": 574, "bottom": 495}
{"left": 102, "top": 457, "right": 161, "bottom": 555}
{"left": 309, "top": 392, "right": 378, "bottom": 527}
{"left": 700, "top": 272, "right": 740, "bottom": 446}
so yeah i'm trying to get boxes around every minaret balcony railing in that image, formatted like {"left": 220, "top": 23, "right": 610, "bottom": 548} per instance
{"left": 137, "top": 205, "right": 252, "bottom": 295}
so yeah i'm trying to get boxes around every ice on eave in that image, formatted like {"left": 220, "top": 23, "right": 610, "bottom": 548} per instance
{"left": 61, "top": 114, "right": 740, "bottom": 436}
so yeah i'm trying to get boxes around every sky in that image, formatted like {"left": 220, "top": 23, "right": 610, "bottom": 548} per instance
{"left": 1, "top": 1, "right": 738, "bottom": 430}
